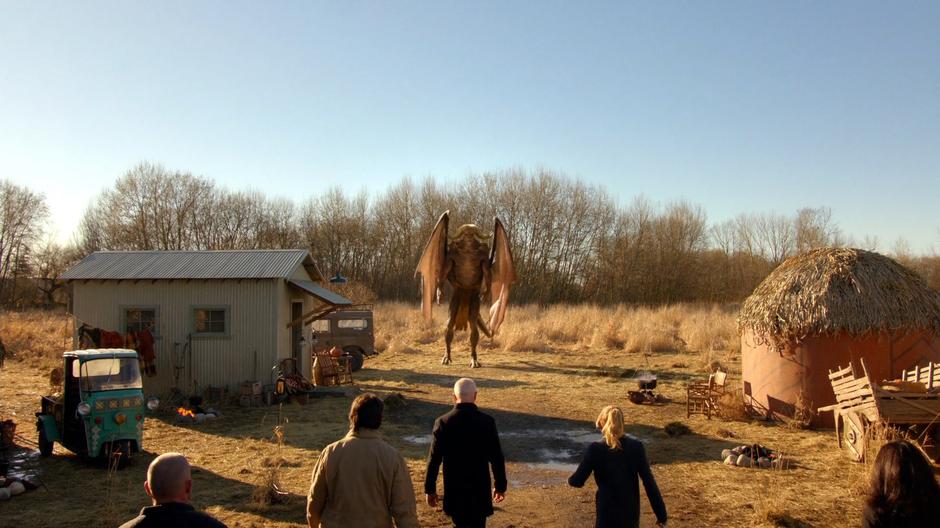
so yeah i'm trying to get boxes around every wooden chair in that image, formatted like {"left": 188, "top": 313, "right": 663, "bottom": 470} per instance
{"left": 312, "top": 351, "right": 352, "bottom": 386}
{"left": 687, "top": 370, "right": 728, "bottom": 419}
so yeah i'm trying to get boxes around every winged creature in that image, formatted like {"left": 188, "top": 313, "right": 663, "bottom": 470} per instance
{"left": 415, "top": 211, "right": 517, "bottom": 367}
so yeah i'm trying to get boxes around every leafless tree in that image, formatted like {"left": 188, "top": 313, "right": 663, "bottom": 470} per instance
{"left": 0, "top": 180, "right": 48, "bottom": 306}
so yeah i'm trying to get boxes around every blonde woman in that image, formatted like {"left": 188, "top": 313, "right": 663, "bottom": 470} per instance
{"left": 568, "top": 406, "right": 667, "bottom": 528}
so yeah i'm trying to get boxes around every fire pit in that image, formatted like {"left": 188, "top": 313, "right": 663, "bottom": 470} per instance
{"left": 174, "top": 395, "right": 219, "bottom": 424}
{"left": 175, "top": 406, "right": 218, "bottom": 425}
{"left": 628, "top": 371, "right": 666, "bottom": 404}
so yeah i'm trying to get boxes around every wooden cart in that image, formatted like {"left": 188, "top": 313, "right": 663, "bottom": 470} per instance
{"left": 818, "top": 359, "right": 940, "bottom": 462}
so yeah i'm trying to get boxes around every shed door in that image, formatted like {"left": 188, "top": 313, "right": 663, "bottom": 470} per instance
{"left": 291, "top": 301, "right": 303, "bottom": 361}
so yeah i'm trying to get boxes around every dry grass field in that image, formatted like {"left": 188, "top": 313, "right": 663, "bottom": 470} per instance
{"left": 0, "top": 304, "right": 877, "bottom": 527}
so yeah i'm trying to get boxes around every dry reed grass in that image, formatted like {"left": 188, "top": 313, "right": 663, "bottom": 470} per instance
{"left": 369, "top": 302, "right": 740, "bottom": 365}
{"left": 0, "top": 309, "right": 71, "bottom": 369}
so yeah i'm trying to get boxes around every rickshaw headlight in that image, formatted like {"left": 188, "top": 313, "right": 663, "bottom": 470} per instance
{"left": 77, "top": 402, "right": 91, "bottom": 416}
{"left": 146, "top": 397, "right": 160, "bottom": 411}
{"left": 114, "top": 413, "right": 127, "bottom": 425}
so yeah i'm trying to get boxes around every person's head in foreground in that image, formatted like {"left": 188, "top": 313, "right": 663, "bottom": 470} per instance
{"left": 145, "top": 452, "right": 192, "bottom": 505}
{"left": 453, "top": 377, "right": 477, "bottom": 404}
{"left": 595, "top": 405, "right": 625, "bottom": 450}
{"left": 865, "top": 440, "right": 940, "bottom": 525}
{"left": 349, "top": 392, "right": 384, "bottom": 431}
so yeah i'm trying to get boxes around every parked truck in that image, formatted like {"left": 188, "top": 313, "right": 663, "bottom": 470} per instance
{"left": 310, "top": 306, "right": 376, "bottom": 371}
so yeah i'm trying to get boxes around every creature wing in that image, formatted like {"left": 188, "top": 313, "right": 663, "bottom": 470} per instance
{"left": 487, "top": 217, "right": 517, "bottom": 334}
{"left": 415, "top": 211, "right": 449, "bottom": 323}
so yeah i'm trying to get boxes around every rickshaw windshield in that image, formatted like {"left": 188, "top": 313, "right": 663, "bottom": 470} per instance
{"left": 79, "top": 358, "right": 142, "bottom": 391}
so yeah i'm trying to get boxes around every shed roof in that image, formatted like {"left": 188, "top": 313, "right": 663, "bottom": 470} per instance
{"left": 60, "top": 250, "right": 324, "bottom": 281}
{"left": 738, "top": 247, "right": 940, "bottom": 341}
{"left": 288, "top": 280, "right": 352, "bottom": 306}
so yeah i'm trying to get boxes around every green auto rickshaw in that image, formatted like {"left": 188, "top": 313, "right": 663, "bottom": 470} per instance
{"left": 35, "top": 349, "right": 158, "bottom": 468}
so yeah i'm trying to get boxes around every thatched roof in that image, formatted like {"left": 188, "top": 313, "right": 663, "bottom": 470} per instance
{"left": 738, "top": 247, "right": 940, "bottom": 341}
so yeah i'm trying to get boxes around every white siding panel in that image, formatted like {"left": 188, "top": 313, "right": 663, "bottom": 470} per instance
{"left": 71, "top": 279, "right": 278, "bottom": 397}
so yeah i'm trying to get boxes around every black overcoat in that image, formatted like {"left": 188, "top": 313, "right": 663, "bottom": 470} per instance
{"left": 568, "top": 436, "right": 667, "bottom": 528}
{"left": 424, "top": 403, "right": 507, "bottom": 520}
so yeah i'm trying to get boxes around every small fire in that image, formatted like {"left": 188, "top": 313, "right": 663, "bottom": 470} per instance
{"left": 177, "top": 407, "right": 195, "bottom": 419}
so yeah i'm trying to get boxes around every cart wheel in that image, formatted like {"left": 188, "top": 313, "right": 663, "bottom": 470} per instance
{"left": 841, "top": 411, "right": 867, "bottom": 463}
{"left": 37, "top": 424, "right": 53, "bottom": 457}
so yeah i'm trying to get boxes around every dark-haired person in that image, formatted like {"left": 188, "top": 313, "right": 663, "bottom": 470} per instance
{"left": 306, "top": 393, "right": 418, "bottom": 528}
{"left": 862, "top": 440, "right": 940, "bottom": 527}
{"left": 568, "top": 405, "right": 667, "bottom": 528}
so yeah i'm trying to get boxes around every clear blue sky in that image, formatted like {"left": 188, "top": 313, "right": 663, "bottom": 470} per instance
{"left": 2, "top": 1, "right": 938, "bottom": 252}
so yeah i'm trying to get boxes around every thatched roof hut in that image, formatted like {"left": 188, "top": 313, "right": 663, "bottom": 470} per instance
{"left": 739, "top": 247, "right": 940, "bottom": 426}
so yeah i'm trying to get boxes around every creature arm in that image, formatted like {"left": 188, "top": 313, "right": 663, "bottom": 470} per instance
{"left": 415, "top": 211, "right": 449, "bottom": 323}
{"left": 487, "top": 217, "right": 517, "bottom": 334}
{"left": 480, "top": 256, "right": 492, "bottom": 298}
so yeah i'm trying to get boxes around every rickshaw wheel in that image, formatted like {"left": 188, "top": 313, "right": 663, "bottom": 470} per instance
{"left": 37, "top": 425, "right": 53, "bottom": 457}
{"left": 105, "top": 440, "right": 132, "bottom": 470}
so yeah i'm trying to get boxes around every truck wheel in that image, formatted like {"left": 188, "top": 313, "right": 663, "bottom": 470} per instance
{"left": 344, "top": 347, "right": 365, "bottom": 372}
{"left": 37, "top": 425, "right": 53, "bottom": 457}
{"left": 105, "top": 441, "right": 132, "bottom": 470}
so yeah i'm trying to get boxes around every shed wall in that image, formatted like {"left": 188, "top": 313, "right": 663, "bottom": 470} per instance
{"left": 741, "top": 329, "right": 940, "bottom": 427}
{"left": 71, "top": 279, "right": 278, "bottom": 397}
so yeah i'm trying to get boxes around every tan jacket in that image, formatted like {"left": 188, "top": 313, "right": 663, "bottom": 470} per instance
{"left": 307, "top": 428, "right": 419, "bottom": 528}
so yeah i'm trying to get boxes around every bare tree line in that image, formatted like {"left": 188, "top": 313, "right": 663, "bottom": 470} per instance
{"left": 3, "top": 163, "right": 940, "bottom": 308}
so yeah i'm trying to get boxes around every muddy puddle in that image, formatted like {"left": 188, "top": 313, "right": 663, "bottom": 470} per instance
{"left": 404, "top": 427, "right": 649, "bottom": 487}
{"left": 1, "top": 446, "right": 42, "bottom": 482}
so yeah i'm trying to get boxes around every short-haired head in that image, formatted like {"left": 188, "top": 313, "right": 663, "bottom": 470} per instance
{"left": 454, "top": 378, "right": 477, "bottom": 403}
{"left": 349, "top": 393, "right": 384, "bottom": 431}
{"left": 146, "top": 452, "right": 192, "bottom": 503}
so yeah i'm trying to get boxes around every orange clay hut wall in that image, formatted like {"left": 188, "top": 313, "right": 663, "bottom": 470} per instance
{"left": 741, "top": 329, "right": 940, "bottom": 427}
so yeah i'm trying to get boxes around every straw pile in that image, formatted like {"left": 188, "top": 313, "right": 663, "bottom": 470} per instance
{"left": 737, "top": 247, "right": 940, "bottom": 342}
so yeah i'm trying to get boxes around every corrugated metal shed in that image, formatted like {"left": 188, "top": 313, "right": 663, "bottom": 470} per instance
{"left": 61, "top": 250, "right": 323, "bottom": 281}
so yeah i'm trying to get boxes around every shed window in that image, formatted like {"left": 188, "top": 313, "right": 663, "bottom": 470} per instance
{"left": 125, "top": 308, "right": 157, "bottom": 334}
{"left": 194, "top": 308, "right": 227, "bottom": 335}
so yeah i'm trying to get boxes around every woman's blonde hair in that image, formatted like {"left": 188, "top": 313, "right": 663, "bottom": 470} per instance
{"left": 596, "top": 405, "right": 625, "bottom": 450}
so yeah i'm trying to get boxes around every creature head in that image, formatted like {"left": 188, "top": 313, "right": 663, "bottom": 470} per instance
{"left": 449, "top": 224, "right": 490, "bottom": 251}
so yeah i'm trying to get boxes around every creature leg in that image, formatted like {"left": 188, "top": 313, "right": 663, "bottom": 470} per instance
{"left": 443, "top": 295, "right": 460, "bottom": 365}
{"left": 469, "top": 320, "right": 481, "bottom": 368}
{"left": 468, "top": 294, "right": 482, "bottom": 368}
{"left": 443, "top": 321, "right": 455, "bottom": 365}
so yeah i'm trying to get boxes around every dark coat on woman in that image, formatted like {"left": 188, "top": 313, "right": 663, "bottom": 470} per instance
{"left": 862, "top": 499, "right": 940, "bottom": 527}
{"left": 424, "top": 402, "right": 507, "bottom": 521}
{"left": 568, "top": 436, "right": 667, "bottom": 528}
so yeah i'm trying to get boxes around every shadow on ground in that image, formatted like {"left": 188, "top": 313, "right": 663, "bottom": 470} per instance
{"left": 489, "top": 360, "right": 702, "bottom": 383}
{"left": 385, "top": 396, "right": 737, "bottom": 466}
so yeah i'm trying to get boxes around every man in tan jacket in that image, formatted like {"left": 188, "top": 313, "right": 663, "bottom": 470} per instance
{"left": 307, "top": 393, "right": 419, "bottom": 528}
